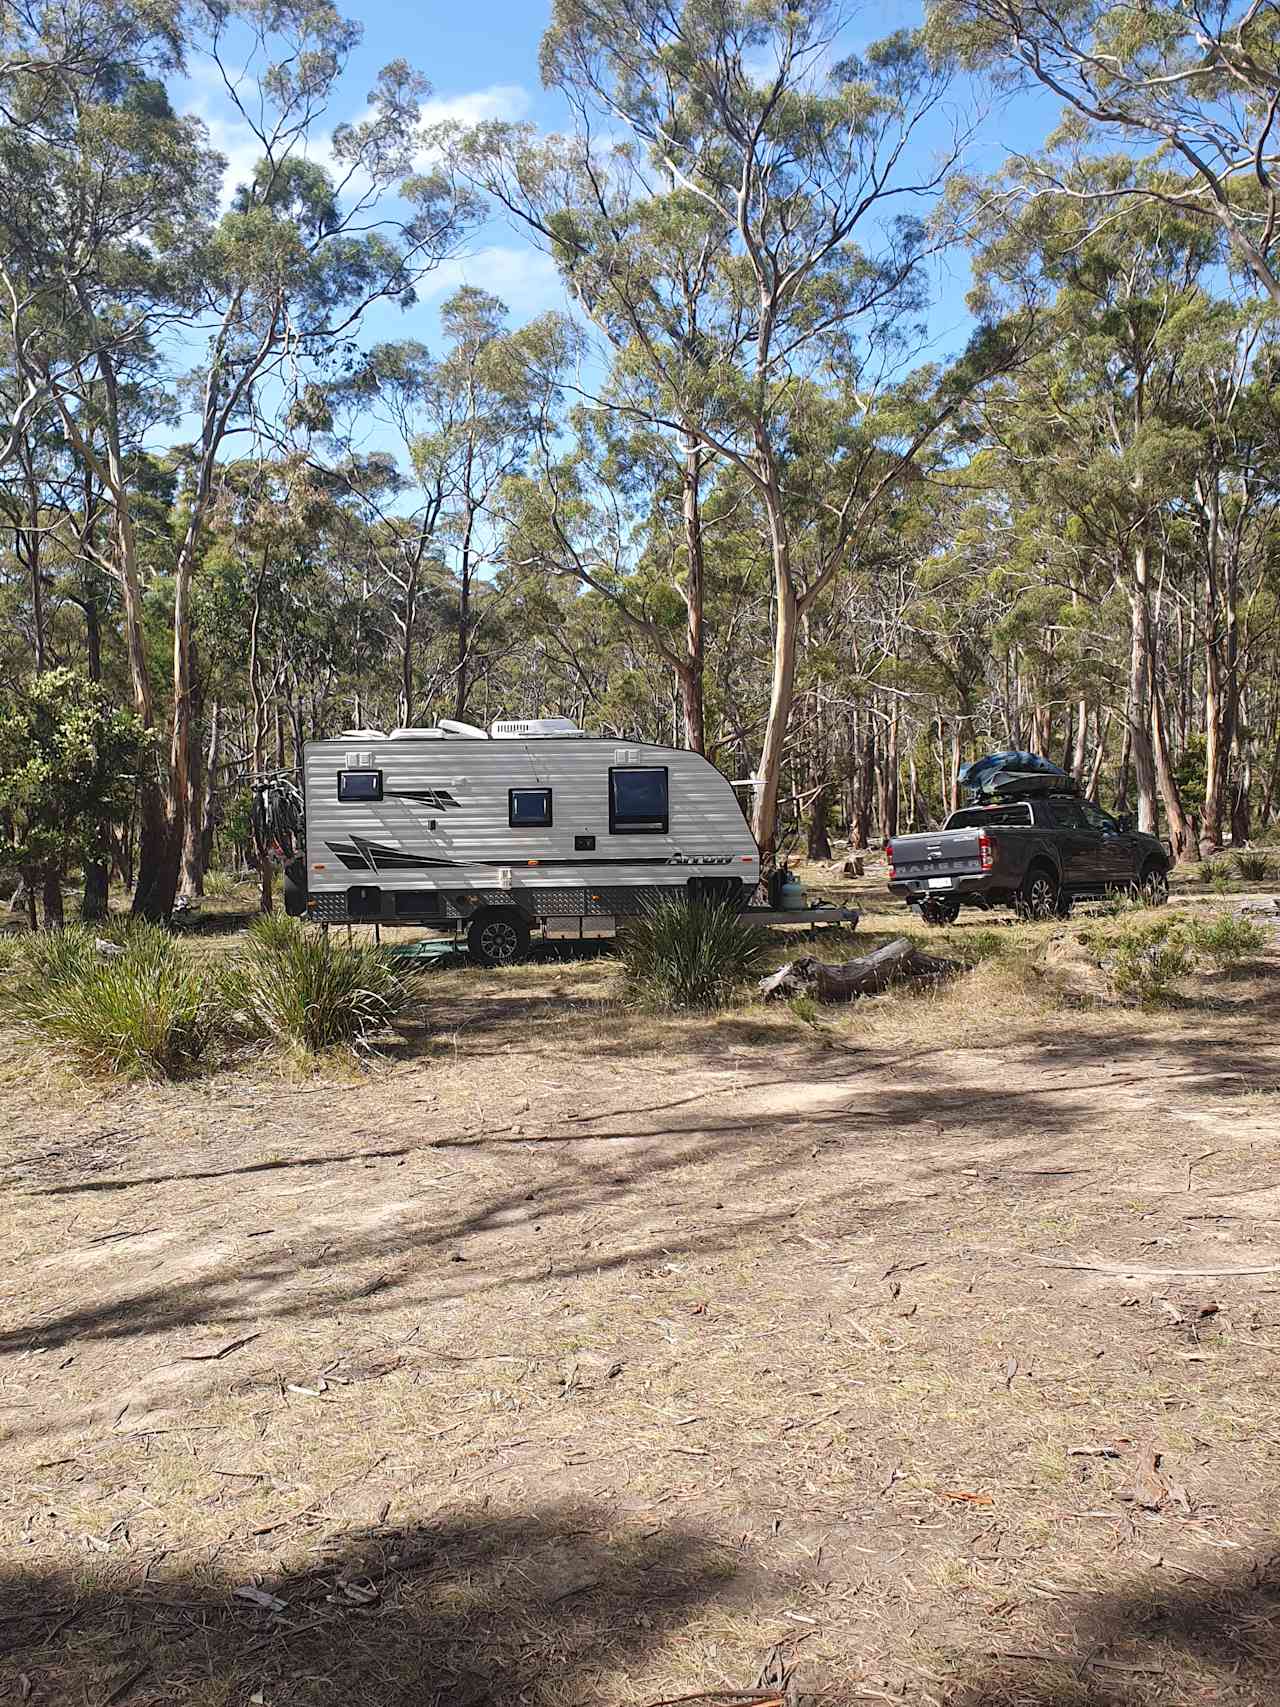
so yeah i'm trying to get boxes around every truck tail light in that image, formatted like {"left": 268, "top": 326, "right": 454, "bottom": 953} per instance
{"left": 885, "top": 839, "right": 896, "bottom": 881}
{"left": 978, "top": 831, "right": 994, "bottom": 870}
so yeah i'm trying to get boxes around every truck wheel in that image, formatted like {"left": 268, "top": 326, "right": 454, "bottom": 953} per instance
{"left": 467, "top": 908, "right": 531, "bottom": 967}
{"left": 920, "top": 896, "right": 960, "bottom": 926}
{"left": 1134, "top": 862, "right": 1170, "bottom": 907}
{"left": 1016, "top": 865, "right": 1060, "bottom": 921}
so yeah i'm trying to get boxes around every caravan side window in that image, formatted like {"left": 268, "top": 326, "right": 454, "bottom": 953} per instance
{"left": 338, "top": 770, "right": 383, "bottom": 802}
{"left": 610, "top": 766, "right": 668, "bottom": 834}
{"left": 509, "top": 787, "right": 552, "bottom": 827}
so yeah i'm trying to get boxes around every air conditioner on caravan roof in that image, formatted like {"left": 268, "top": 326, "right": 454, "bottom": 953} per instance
{"left": 490, "top": 718, "right": 584, "bottom": 739}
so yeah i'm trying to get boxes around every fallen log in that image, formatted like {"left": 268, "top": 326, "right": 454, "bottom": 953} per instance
{"left": 759, "top": 935, "right": 957, "bottom": 1003}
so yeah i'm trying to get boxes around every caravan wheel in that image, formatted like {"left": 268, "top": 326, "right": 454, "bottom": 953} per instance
{"left": 467, "top": 908, "right": 531, "bottom": 968}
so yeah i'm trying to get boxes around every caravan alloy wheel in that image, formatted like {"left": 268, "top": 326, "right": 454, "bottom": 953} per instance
{"left": 467, "top": 909, "right": 531, "bottom": 967}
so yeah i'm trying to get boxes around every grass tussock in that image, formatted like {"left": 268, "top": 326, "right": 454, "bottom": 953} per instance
{"left": 220, "top": 916, "right": 421, "bottom": 1053}
{"left": 200, "top": 869, "right": 243, "bottom": 899}
{"left": 1233, "top": 849, "right": 1274, "bottom": 883}
{"left": 618, "top": 899, "right": 772, "bottom": 1011}
{"left": 16, "top": 921, "right": 101, "bottom": 991}
{"left": 13, "top": 923, "right": 210, "bottom": 1078}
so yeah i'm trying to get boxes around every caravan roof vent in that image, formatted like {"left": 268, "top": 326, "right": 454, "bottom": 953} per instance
{"left": 387, "top": 727, "right": 446, "bottom": 740}
{"left": 436, "top": 718, "right": 490, "bottom": 740}
{"left": 490, "top": 717, "right": 585, "bottom": 740}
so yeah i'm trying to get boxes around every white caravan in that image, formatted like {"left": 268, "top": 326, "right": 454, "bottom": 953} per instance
{"left": 286, "top": 718, "right": 761, "bottom": 964}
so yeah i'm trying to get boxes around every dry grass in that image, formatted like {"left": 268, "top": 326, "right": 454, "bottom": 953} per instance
{"left": 1, "top": 885, "right": 1279, "bottom": 1705}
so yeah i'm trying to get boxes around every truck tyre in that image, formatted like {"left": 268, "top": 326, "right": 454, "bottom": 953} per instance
{"left": 1134, "top": 861, "right": 1170, "bottom": 907}
{"left": 1016, "top": 864, "right": 1060, "bottom": 921}
{"left": 467, "top": 908, "right": 531, "bottom": 967}
{"left": 920, "top": 896, "right": 960, "bottom": 925}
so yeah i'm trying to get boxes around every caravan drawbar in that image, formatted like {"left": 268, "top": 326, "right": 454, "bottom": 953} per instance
{"left": 286, "top": 718, "right": 763, "bottom": 964}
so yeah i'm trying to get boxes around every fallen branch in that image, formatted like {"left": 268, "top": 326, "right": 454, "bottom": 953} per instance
{"left": 759, "top": 937, "right": 957, "bottom": 1003}
{"left": 639, "top": 1695, "right": 786, "bottom": 1707}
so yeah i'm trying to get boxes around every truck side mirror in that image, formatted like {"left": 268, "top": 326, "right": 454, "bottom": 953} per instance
{"left": 1117, "top": 813, "right": 1134, "bottom": 833}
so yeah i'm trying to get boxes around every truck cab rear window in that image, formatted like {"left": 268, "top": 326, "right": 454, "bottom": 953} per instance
{"left": 338, "top": 770, "right": 383, "bottom": 802}
{"left": 610, "top": 766, "right": 668, "bottom": 833}
{"left": 947, "top": 803, "right": 1032, "bottom": 829}
{"left": 510, "top": 787, "right": 552, "bottom": 827}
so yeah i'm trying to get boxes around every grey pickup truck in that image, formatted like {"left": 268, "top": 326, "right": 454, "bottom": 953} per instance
{"left": 887, "top": 796, "right": 1172, "bottom": 924}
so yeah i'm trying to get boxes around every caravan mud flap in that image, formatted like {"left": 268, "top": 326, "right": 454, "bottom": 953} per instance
{"left": 283, "top": 859, "right": 307, "bottom": 917}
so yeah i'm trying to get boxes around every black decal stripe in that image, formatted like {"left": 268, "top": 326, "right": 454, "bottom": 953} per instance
{"left": 324, "top": 840, "right": 458, "bottom": 872}
{"left": 326, "top": 842, "right": 374, "bottom": 871}
{"left": 355, "top": 836, "right": 456, "bottom": 869}
{"left": 385, "top": 789, "right": 459, "bottom": 807}
{"left": 476, "top": 856, "right": 739, "bottom": 869}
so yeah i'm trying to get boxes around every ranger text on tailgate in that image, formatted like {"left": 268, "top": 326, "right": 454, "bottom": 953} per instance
{"left": 887, "top": 796, "right": 1172, "bottom": 925}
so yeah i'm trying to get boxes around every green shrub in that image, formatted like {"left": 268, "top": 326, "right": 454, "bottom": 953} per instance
{"left": 1185, "top": 911, "right": 1270, "bottom": 968}
{"left": 789, "top": 993, "right": 821, "bottom": 1026}
{"left": 618, "top": 899, "right": 772, "bottom": 1011}
{"left": 17, "top": 924, "right": 210, "bottom": 1077}
{"left": 1209, "top": 869, "right": 1235, "bottom": 896}
{"left": 220, "top": 917, "right": 419, "bottom": 1053}
{"left": 1233, "top": 849, "right": 1274, "bottom": 883}
{"left": 1099, "top": 918, "right": 1194, "bottom": 1006}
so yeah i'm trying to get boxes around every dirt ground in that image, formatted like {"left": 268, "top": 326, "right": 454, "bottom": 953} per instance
{"left": 2, "top": 885, "right": 1280, "bottom": 1707}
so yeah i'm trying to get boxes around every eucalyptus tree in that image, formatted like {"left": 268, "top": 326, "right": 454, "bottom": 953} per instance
{"left": 448, "top": 0, "right": 984, "bottom": 852}
{"left": 499, "top": 395, "right": 744, "bottom": 753}
{"left": 5, "top": 0, "right": 479, "bottom": 915}
{"left": 928, "top": 0, "right": 1280, "bottom": 307}
{"left": 0, "top": 0, "right": 189, "bottom": 469}
{"left": 332, "top": 290, "right": 561, "bottom": 725}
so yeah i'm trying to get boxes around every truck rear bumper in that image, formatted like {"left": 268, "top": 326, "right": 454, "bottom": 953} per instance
{"left": 888, "top": 875, "right": 998, "bottom": 905}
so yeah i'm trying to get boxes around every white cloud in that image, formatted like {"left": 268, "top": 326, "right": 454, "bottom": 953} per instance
{"left": 198, "top": 109, "right": 266, "bottom": 209}
{"left": 419, "top": 244, "right": 563, "bottom": 319}
{"left": 186, "top": 80, "right": 533, "bottom": 211}
{"left": 419, "top": 83, "right": 531, "bottom": 130}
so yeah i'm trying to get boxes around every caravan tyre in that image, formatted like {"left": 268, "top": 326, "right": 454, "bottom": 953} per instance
{"left": 467, "top": 908, "right": 531, "bottom": 968}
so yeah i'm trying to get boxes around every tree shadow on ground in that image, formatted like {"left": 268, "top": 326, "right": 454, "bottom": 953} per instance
{"left": 8, "top": 988, "right": 1276, "bottom": 1366}
{"left": 6, "top": 1509, "right": 1280, "bottom": 1706}
{"left": 942, "top": 1546, "right": 1280, "bottom": 1706}
{"left": 0, "top": 1505, "right": 746, "bottom": 1707}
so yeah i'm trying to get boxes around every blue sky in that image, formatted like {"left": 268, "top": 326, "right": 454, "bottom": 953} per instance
{"left": 171, "top": 1, "right": 1059, "bottom": 418}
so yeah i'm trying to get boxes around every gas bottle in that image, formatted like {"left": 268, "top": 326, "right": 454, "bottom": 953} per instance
{"left": 779, "top": 871, "right": 807, "bottom": 910}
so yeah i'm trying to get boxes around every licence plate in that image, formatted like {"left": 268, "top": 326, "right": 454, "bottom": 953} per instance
{"left": 927, "top": 877, "right": 953, "bottom": 890}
